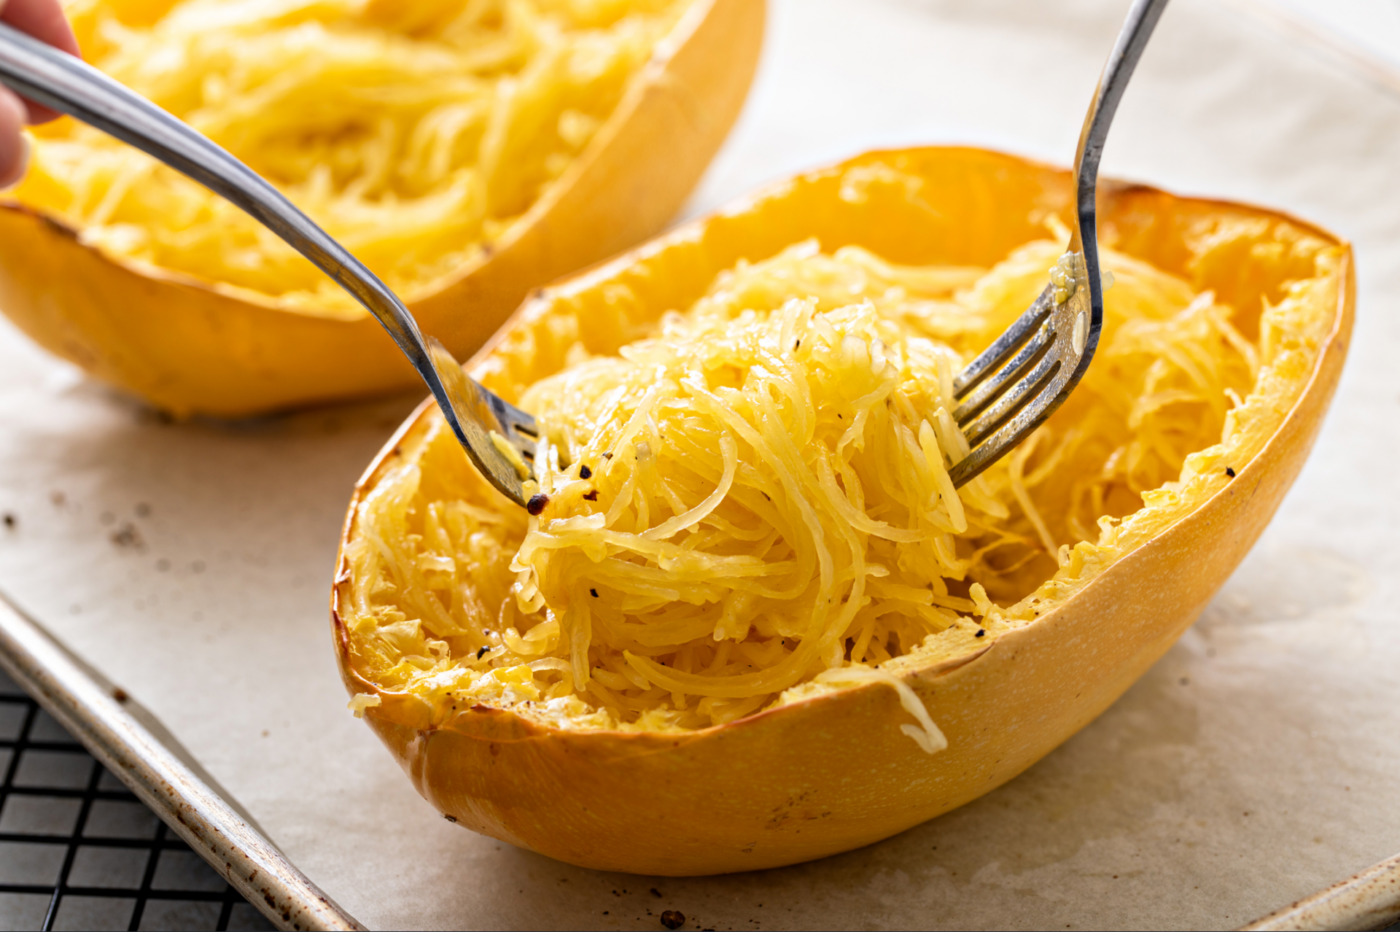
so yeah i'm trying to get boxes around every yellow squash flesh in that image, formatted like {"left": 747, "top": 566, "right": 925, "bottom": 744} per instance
{"left": 0, "top": 0, "right": 762, "bottom": 417}
{"left": 332, "top": 147, "right": 1353, "bottom": 876}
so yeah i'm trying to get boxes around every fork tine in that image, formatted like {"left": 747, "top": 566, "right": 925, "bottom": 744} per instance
{"left": 426, "top": 339, "right": 539, "bottom": 502}
{"left": 948, "top": 364, "right": 1064, "bottom": 488}
{"left": 953, "top": 318, "right": 1054, "bottom": 426}
{"left": 486, "top": 394, "right": 540, "bottom": 455}
{"left": 960, "top": 351, "right": 1061, "bottom": 448}
{"left": 953, "top": 285, "right": 1055, "bottom": 399}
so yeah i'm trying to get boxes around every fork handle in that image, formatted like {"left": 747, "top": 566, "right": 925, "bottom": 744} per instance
{"left": 0, "top": 21, "right": 450, "bottom": 403}
{"left": 1070, "top": 0, "right": 1171, "bottom": 255}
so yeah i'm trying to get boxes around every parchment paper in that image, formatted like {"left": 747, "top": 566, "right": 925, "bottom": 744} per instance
{"left": 1, "top": 1, "right": 1398, "bottom": 928}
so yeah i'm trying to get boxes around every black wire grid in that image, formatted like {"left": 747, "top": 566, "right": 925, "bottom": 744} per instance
{"left": 0, "top": 669, "right": 274, "bottom": 931}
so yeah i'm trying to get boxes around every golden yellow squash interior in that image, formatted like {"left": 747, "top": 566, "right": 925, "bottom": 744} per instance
{"left": 15, "top": 0, "right": 689, "bottom": 316}
{"left": 339, "top": 189, "right": 1342, "bottom": 737}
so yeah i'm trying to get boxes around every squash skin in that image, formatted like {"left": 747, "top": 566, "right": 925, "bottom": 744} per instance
{"left": 331, "top": 147, "right": 1353, "bottom": 876}
{"left": 0, "top": 0, "right": 764, "bottom": 418}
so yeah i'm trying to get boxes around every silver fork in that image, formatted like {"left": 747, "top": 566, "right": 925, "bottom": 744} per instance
{"left": 0, "top": 0, "right": 1165, "bottom": 509}
{"left": 0, "top": 20, "right": 543, "bottom": 508}
{"left": 948, "top": 0, "right": 1169, "bottom": 487}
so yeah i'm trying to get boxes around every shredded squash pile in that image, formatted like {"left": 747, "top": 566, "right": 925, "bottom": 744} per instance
{"left": 16, "top": 0, "right": 686, "bottom": 313}
{"left": 337, "top": 225, "right": 1341, "bottom": 736}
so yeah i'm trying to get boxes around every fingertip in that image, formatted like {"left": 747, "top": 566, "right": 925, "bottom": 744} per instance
{"left": 0, "top": 89, "right": 30, "bottom": 188}
{"left": 1, "top": 0, "right": 80, "bottom": 58}
{"left": 3, "top": 0, "right": 82, "bottom": 123}
{"left": 0, "top": 88, "right": 26, "bottom": 133}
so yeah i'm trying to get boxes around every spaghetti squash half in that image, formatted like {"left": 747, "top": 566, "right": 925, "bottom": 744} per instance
{"left": 0, "top": 0, "right": 762, "bottom": 415}
{"left": 333, "top": 148, "right": 1352, "bottom": 875}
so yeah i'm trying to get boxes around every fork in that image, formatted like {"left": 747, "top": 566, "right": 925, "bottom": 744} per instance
{"left": 947, "top": 0, "right": 1169, "bottom": 487}
{"left": 0, "top": 0, "right": 1165, "bottom": 509}
{"left": 0, "top": 20, "right": 543, "bottom": 507}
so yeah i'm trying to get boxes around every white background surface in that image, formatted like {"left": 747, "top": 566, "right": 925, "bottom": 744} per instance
{"left": 1265, "top": 0, "right": 1400, "bottom": 65}
{"left": 2, "top": 0, "right": 1400, "bottom": 929}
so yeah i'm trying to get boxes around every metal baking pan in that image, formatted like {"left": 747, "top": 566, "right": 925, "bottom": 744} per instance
{"left": 0, "top": 591, "right": 362, "bottom": 932}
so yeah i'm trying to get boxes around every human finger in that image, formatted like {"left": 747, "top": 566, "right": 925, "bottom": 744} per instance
{"left": 0, "top": 86, "right": 29, "bottom": 187}
{"left": 0, "top": 0, "right": 82, "bottom": 124}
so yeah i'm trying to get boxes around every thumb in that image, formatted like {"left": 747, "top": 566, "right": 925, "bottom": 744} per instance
{"left": 0, "top": 87, "right": 30, "bottom": 188}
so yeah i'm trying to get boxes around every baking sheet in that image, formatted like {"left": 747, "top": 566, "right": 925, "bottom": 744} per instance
{"left": 2, "top": 0, "right": 1399, "bottom": 928}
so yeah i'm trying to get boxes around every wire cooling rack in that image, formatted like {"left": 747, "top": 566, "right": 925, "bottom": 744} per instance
{"left": 0, "top": 667, "right": 274, "bottom": 931}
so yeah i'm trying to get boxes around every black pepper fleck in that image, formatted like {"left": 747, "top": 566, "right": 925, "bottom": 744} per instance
{"left": 590, "top": 589, "right": 599, "bottom": 598}
{"left": 110, "top": 523, "right": 143, "bottom": 549}
{"left": 584, "top": 489, "right": 599, "bottom": 501}
{"left": 527, "top": 493, "right": 549, "bottom": 516}
{"left": 660, "top": 911, "right": 685, "bottom": 930}
{"left": 579, "top": 465, "right": 593, "bottom": 480}
{"left": 2, "top": 513, "right": 14, "bottom": 529}
{"left": 443, "top": 814, "right": 457, "bottom": 823}
{"left": 603, "top": 452, "right": 614, "bottom": 460}
{"left": 477, "top": 646, "right": 489, "bottom": 659}
{"left": 1225, "top": 466, "right": 1236, "bottom": 478}
{"left": 975, "top": 629, "right": 986, "bottom": 638}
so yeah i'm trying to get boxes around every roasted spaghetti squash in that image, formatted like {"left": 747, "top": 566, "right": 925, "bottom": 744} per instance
{"left": 333, "top": 148, "right": 1352, "bottom": 875}
{"left": 0, "top": 0, "right": 762, "bottom": 415}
